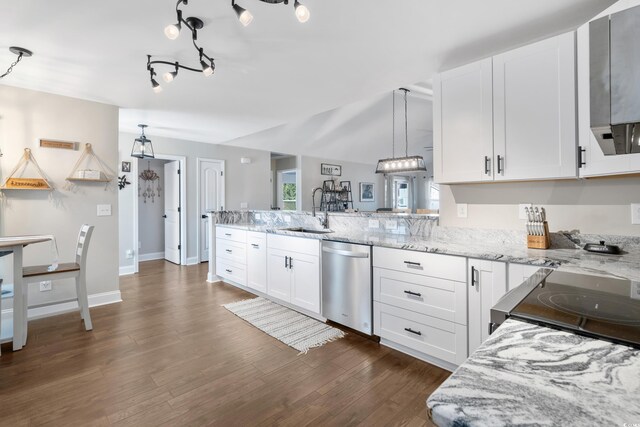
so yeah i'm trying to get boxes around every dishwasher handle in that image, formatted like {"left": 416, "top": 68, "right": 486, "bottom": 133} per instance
{"left": 322, "top": 247, "right": 370, "bottom": 258}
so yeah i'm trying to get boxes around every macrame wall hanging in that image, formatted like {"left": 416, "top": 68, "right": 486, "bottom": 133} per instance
{"left": 0, "top": 148, "right": 52, "bottom": 191}
{"left": 65, "top": 143, "right": 114, "bottom": 191}
{"left": 139, "top": 161, "right": 161, "bottom": 203}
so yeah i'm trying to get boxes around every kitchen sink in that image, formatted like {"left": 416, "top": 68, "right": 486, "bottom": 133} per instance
{"left": 280, "top": 227, "right": 333, "bottom": 234}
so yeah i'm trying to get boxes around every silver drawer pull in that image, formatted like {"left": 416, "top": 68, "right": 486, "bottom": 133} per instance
{"left": 225, "top": 233, "right": 232, "bottom": 237}
{"left": 403, "top": 290, "right": 422, "bottom": 297}
{"left": 404, "top": 261, "right": 421, "bottom": 267}
{"left": 251, "top": 244, "right": 259, "bottom": 248}
{"left": 404, "top": 327, "right": 422, "bottom": 336}
{"left": 225, "top": 269, "right": 232, "bottom": 273}
{"left": 225, "top": 249, "right": 232, "bottom": 253}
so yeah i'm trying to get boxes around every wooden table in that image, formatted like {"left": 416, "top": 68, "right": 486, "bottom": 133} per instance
{"left": 0, "top": 237, "right": 51, "bottom": 353}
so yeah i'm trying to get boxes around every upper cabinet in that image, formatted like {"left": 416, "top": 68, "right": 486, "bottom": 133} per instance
{"left": 433, "top": 58, "right": 494, "bottom": 184}
{"left": 434, "top": 32, "right": 578, "bottom": 184}
{"left": 576, "top": 23, "right": 640, "bottom": 177}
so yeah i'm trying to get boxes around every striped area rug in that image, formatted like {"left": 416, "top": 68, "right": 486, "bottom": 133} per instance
{"left": 222, "top": 297, "right": 345, "bottom": 354}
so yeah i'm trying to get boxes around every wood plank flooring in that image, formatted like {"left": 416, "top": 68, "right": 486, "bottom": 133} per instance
{"left": 0, "top": 260, "right": 449, "bottom": 426}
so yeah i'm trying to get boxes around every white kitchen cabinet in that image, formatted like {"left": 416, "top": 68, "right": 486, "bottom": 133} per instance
{"left": 493, "top": 32, "right": 577, "bottom": 181}
{"left": 467, "top": 260, "right": 507, "bottom": 354}
{"left": 434, "top": 58, "right": 494, "bottom": 183}
{"left": 434, "top": 32, "right": 578, "bottom": 183}
{"left": 266, "top": 234, "right": 320, "bottom": 314}
{"left": 246, "top": 232, "right": 267, "bottom": 293}
{"left": 576, "top": 23, "right": 640, "bottom": 177}
{"left": 507, "top": 263, "right": 544, "bottom": 291}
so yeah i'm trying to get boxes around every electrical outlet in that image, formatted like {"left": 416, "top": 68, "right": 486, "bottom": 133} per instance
{"left": 255, "top": 213, "right": 261, "bottom": 220}
{"left": 519, "top": 204, "right": 533, "bottom": 220}
{"left": 632, "top": 203, "right": 640, "bottom": 225}
{"left": 368, "top": 219, "right": 379, "bottom": 229}
{"left": 457, "top": 204, "right": 468, "bottom": 218}
{"left": 97, "top": 204, "right": 112, "bottom": 216}
{"left": 39, "top": 281, "right": 52, "bottom": 292}
{"left": 385, "top": 220, "right": 398, "bottom": 231}
{"left": 126, "top": 249, "right": 134, "bottom": 259}
{"left": 284, "top": 215, "right": 292, "bottom": 223}
{"left": 240, "top": 202, "right": 248, "bottom": 209}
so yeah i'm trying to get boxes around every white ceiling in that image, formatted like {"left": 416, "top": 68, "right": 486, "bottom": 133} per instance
{"left": 1, "top": 0, "right": 615, "bottom": 160}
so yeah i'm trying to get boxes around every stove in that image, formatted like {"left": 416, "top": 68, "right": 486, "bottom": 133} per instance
{"left": 490, "top": 269, "right": 640, "bottom": 349}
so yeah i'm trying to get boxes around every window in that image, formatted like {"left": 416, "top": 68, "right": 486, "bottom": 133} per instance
{"left": 282, "top": 182, "right": 297, "bottom": 211}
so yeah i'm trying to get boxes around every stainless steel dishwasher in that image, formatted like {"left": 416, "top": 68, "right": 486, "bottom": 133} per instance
{"left": 321, "top": 240, "right": 372, "bottom": 335}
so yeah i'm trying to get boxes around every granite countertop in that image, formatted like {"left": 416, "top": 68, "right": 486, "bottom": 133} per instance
{"left": 215, "top": 223, "right": 640, "bottom": 281}
{"left": 426, "top": 318, "right": 640, "bottom": 426}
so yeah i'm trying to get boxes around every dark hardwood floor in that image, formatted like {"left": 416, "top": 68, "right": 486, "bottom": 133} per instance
{"left": 0, "top": 260, "right": 449, "bottom": 426}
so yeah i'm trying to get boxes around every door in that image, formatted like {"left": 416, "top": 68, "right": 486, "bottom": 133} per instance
{"left": 276, "top": 170, "right": 297, "bottom": 211}
{"left": 493, "top": 32, "right": 577, "bottom": 181}
{"left": 290, "top": 253, "right": 321, "bottom": 314}
{"left": 468, "top": 260, "right": 507, "bottom": 354}
{"left": 247, "top": 232, "right": 267, "bottom": 293}
{"left": 267, "top": 248, "right": 291, "bottom": 302}
{"left": 434, "top": 58, "right": 494, "bottom": 183}
{"left": 164, "top": 161, "right": 181, "bottom": 265}
{"left": 200, "top": 160, "right": 224, "bottom": 262}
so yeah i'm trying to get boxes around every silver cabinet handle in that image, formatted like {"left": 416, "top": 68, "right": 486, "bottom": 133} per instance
{"left": 225, "top": 269, "right": 232, "bottom": 273}
{"left": 404, "top": 261, "right": 421, "bottom": 267}
{"left": 497, "top": 155, "right": 504, "bottom": 174}
{"left": 224, "top": 233, "right": 232, "bottom": 237}
{"left": 225, "top": 249, "right": 232, "bottom": 253}
{"left": 251, "top": 244, "right": 259, "bottom": 249}
{"left": 322, "top": 247, "right": 369, "bottom": 258}
{"left": 484, "top": 156, "right": 491, "bottom": 175}
{"left": 471, "top": 266, "right": 478, "bottom": 287}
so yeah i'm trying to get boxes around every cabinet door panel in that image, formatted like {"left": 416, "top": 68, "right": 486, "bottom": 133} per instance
{"left": 247, "top": 233, "right": 267, "bottom": 293}
{"left": 267, "top": 248, "right": 291, "bottom": 302}
{"left": 468, "top": 260, "right": 507, "bottom": 354}
{"left": 434, "top": 58, "right": 494, "bottom": 183}
{"left": 291, "top": 253, "right": 320, "bottom": 314}
{"left": 493, "top": 32, "right": 577, "bottom": 181}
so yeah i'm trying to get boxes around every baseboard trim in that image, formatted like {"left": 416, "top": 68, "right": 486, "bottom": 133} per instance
{"left": 379, "top": 338, "right": 457, "bottom": 373}
{"left": 187, "top": 256, "right": 199, "bottom": 266}
{"left": 207, "top": 273, "right": 221, "bottom": 283}
{"left": 1, "top": 290, "right": 122, "bottom": 321}
{"left": 139, "top": 252, "right": 165, "bottom": 262}
{"left": 119, "top": 265, "right": 135, "bottom": 276}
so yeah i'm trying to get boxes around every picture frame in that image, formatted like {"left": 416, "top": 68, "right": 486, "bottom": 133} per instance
{"left": 121, "top": 161, "right": 131, "bottom": 173}
{"left": 320, "top": 163, "right": 342, "bottom": 176}
{"left": 359, "top": 182, "right": 375, "bottom": 202}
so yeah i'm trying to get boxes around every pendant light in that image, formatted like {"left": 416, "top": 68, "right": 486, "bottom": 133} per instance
{"left": 375, "top": 88, "right": 427, "bottom": 174}
{"left": 131, "top": 124, "right": 155, "bottom": 159}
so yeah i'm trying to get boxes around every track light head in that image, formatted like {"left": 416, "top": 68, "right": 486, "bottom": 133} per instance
{"left": 232, "top": 2, "right": 253, "bottom": 26}
{"left": 164, "top": 22, "right": 181, "bottom": 39}
{"left": 162, "top": 71, "right": 178, "bottom": 83}
{"left": 151, "top": 78, "right": 162, "bottom": 93}
{"left": 201, "top": 59, "right": 214, "bottom": 77}
{"left": 294, "top": 0, "right": 310, "bottom": 23}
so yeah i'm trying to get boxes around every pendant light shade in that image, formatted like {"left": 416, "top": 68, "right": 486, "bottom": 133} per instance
{"left": 375, "top": 88, "right": 427, "bottom": 174}
{"left": 131, "top": 124, "right": 155, "bottom": 159}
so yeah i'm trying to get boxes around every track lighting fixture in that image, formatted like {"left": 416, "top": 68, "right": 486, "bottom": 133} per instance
{"left": 231, "top": 0, "right": 310, "bottom": 26}
{"left": 146, "top": 0, "right": 216, "bottom": 92}
{"left": 1, "top": 46, "right": 33, "bottom": 79}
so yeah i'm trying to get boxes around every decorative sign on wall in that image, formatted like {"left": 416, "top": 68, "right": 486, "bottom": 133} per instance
{"left": 121, "top": 161, "right": 131, "bottom": 173}
{"left": 40, "top": 139, "right": 77, "bottom": 150}
{"left": 359, "top": 182, "right": 375, "bottom": 202}
{"left": 321, "top": 163, "right": 342, "bottom": 176}
{"left": 0, "top": 148, "right": 52, "bottom": 191}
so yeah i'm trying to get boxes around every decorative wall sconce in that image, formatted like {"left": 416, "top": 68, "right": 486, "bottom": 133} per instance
{"left": 139, "top": 161, "right": 162, "bottom": 203}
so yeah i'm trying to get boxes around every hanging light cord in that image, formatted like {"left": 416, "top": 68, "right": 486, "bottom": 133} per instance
{"left": 392, "top": 90, "right": 396, "bottom": 159}
{"left": 404, "top": 88, "right": 409, "bottom": 157}
{"left": 0, "top": 52, "right": 23, "bottom": 79}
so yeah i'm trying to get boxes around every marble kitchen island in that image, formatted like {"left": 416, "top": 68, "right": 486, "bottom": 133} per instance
{"left": 426, "top": 318, "right": 640, "bottom": 426}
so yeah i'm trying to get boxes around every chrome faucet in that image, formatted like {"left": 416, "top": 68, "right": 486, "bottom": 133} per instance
{"left": 311, "top": 187, "right": 329, "bottom": 229}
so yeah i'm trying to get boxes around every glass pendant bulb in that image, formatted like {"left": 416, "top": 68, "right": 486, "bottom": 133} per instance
{"left": 164, "top": 23, "right": 181, "bottom": 40}
{"left": 294, "top": 0, "right": 310, "bottom": 23}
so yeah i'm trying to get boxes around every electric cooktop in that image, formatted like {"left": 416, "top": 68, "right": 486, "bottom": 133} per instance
{"left": 510, "top": 271, "right": 640, "bottom": 349}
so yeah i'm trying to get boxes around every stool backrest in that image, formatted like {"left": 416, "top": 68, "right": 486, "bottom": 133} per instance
{"left": 76, "top": 225, "right": 94, "bottom": 268}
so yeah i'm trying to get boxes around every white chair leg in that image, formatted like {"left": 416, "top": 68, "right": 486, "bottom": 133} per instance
{"left": 76, "top": 275, "right": 92, "bottom": 331}
{"left": 74, "top": 276, "right": 84, "bottom": 320}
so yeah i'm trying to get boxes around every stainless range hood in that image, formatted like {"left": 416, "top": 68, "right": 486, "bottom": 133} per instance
{"left": 590, "top": 5, "right": 640, "bottom": 155}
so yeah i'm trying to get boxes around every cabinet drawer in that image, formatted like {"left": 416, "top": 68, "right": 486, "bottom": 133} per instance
{"left": 216, "top": 239, "right": 246, "bottom": 265}
{"left": 373, "top": 268, "right": 467, "bottom": 325}
{"left": 267, "top": 234, "right": 319, "bottom": 256}
{"left": 247, "top": 231, "right": 266, "bottom": 248}
{"left": 374, "top": 302, "right": 467, "bottom": 366}
{"left": 216, "top": 226, "right": 247, "bottom": 244}
{"left": 373, "top": 247, "right": 466, "bottom": 282}
{"left": 216, "top": 258, "right": 246, "bottom": 286}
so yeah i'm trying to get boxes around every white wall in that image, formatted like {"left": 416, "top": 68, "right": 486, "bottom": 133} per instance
{"left": 138, "top": 158, "right": 168, "bottom": 257}
{"left": 300, "top": 156, "right": 385, "bottom": 211}
{"left": 0, "top": 85, "right": 120, "bottom": 306}
{"left": 119, "top": 133, "right": 271, "bottom": 270}
{"left": 439, "top": 177, "right": 640, "bottom": 236}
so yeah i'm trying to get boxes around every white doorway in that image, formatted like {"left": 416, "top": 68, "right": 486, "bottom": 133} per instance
{"left": 132, "top": 154, "right": 187, "bottom": 273}
{"left": 276, "top": 169, "right": 298, "bottom": 211}
{"left": 197, "top": 158, "right": 225, "bottom": 263}
{"left": 163, "top": 160, "right": 181, "bottom": 264}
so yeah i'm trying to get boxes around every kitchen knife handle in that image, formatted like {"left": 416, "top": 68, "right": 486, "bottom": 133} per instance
{"left": 404, "top": 327, "right": 422, "bottom": 336}
{"left": 484, "top": 156, "right": 491, "bottom": 175}
{"left": 497, "top": 155, "right": 504, "bottom": 174}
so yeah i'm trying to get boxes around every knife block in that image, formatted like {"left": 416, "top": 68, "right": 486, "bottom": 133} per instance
{"left": 527, "top": 221, "right": 550, "bottom": 249}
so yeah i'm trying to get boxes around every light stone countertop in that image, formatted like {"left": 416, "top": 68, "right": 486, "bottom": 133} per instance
{"left": 426, "top": 318, "right": 640, "bottom": 427}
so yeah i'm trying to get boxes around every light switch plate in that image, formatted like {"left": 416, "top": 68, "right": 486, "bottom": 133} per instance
{"left": 519, "top": 204, "right": 532, "bottom": 220}
{"left": 632, "top": 204, "right": 640, "bottom": 225}
{"left": 368, "top": 219, "right": 379, "bottom": 229}
{"left": 385, "top": 220, "right": 398, "bottom": 231}
{"left": 39, "top": 281, "right": 52, "bottom": 292}
{"left": 457, "top": 204, "right": 468, "bottom": 218}
{"left": 97, "top": 204, "right": 112, "bottom": 216}
{"left": 284, "top": 215, "right": 292, "bottom": 223}
{"left": 255, "top": 213, "right": 261, "bottom": 220}
{"left": 240, "top": 202, "right": 248, "bottom": 209}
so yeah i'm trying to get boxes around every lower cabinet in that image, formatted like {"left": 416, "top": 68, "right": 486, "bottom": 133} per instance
{"left": 266, "top": 234, "right": 321, "bottom": 315}
{"left": 467, "top": 259, "right": 507, "bottom": 354}
{"left": 246, "top": 231, "right": 267, "bottom": 293}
